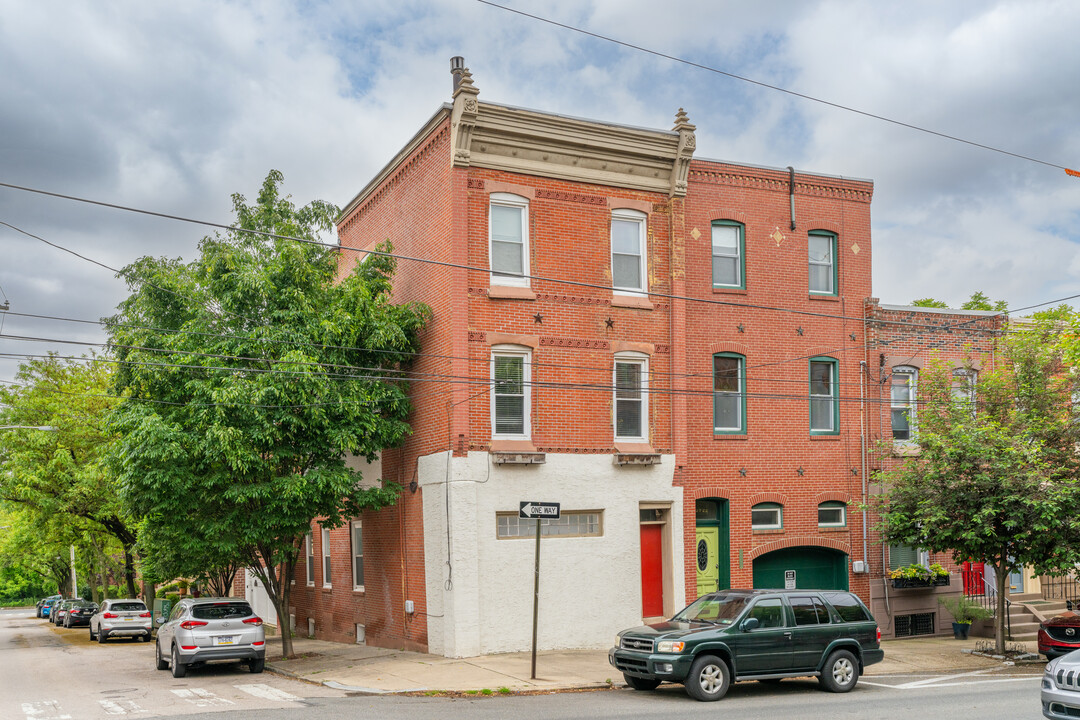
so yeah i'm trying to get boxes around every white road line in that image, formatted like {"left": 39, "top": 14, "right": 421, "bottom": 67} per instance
{"left": 898, "top": 668, "right": 996, "bottom": 688}
{"left": 170, "top": 688, "right": 234, "bottom": 707}
{"left": 234, "top": 684, "right": 301, "bottom": 701}
{"left": 98, "top": 699, "right": 145, "bottom": 715}
{"left": 860, "top": 676, "right": 1040, "bottom": 690}
{"left": 20, "top": 700, "right": 72, "bottom": 719}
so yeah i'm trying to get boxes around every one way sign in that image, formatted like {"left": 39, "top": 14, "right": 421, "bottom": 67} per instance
{"left": 519, "top": 501, "right": 561, "bottom": 519}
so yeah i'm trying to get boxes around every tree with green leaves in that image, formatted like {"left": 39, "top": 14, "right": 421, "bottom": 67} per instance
{"left": 107, "top": 170, "right": 430, "bottom": 657}
{"left": 910, "top": 298, "right": 948, "bottom": 308}
{"left": 961, "top": 291, "right": 1008, "bottom": 313}
{"left": 879, "top": 318, "right": 1080, "bottom": 652}
{"left": 0, "top": 355, "right": 139, "bottom": 596}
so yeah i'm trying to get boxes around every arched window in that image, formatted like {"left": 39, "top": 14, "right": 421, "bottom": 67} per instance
{"left": 891, "top": 366, "right": 917, "bottom": 442}
{"left": 809, "top": 357, "right": 838, "bottom": 434}
{"left": 711, "top": 220, "right": 745, "bottom": 289}
{"left": 818, "top": 501, "right": 847, "bottom": 527}
{"left": 713, "top": 353, "right": 745, "bottom": 434}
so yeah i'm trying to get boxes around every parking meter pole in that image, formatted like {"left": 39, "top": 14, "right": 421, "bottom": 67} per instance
{"left": 531, "top": 517, "right": 540, "bottom": 680}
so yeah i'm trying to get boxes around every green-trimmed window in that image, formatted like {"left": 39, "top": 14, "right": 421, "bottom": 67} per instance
{"left": 818, "top": 501, "right": 846, "bottom": 527}
{"left": 712, "top": 221, "right": 745, "bottom": 289}
{"left": 808, "top": 231, "right": 837, "bottom": 295}
{"left": 713, "top": 353, "right": 745, "bottom": 434}
{"left": 809, "top": 358, "right": 838, "bottom": 434}
{"left": 751, "top": 502, "right": 782, "bottom": 529}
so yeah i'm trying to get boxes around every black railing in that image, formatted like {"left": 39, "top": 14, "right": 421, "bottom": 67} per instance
{"left": 1041, "top": 572, "right": 1080, "bottom": 611}
{"left": 961, "top": 568, "right": 1011, "bottom": 639}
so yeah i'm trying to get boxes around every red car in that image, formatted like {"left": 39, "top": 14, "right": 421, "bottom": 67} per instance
{"left": 1039, "top": 611, "right": 1080, "bottom": 659}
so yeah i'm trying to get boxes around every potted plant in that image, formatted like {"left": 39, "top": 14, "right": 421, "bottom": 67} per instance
{"left": 939, "top": 594, "right": 992, "bottom": 639}
{"left": 890, "top": 563, "right": 951, "bottom": 588}
{"left": 929, "top": 563, "right": 950, "bottom": 586}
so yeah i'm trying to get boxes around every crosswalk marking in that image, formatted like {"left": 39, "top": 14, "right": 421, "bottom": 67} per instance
{"left": 21, "top": 700, "right": 71, "bottom": 719}
{"left": 98, "top": 699, "right": 145, "bottom": 715}
{"left": 234, "top": 684, "right": 301, "bottom": 701}
{"left": 170, "top": 688, "right": 234, "bottom": 707}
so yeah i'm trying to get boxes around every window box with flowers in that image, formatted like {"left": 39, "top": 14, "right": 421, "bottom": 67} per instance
{"left": 890, "top": 563, "right": 950, "bottom": 589}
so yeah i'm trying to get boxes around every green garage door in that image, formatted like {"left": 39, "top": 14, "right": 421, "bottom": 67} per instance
{"left": 752, "top": 546, "right": 849, "bottom": 591}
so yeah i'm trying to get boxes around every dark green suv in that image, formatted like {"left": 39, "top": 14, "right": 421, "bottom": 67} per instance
{"left": 610, "top": 589, "right": 883, "bottom": 701}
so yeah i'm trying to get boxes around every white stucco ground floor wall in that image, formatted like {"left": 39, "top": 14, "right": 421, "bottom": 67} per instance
{"left": 418, "top": 450, "right": 682, "bottom": 658}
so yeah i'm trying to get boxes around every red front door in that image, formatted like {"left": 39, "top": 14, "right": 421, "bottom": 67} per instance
{"left": 640, "top": 524, "right": 664, "bottom": 617}
{"left": 962, "top": 561, "right": 985, "bottom": 595}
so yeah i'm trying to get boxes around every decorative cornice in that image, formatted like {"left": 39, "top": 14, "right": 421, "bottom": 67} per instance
{"left": 689, "top": 166, "right": 873, "bottom": 204}
{"left": 447, "top": 72, "right": 694, "bottom": 197}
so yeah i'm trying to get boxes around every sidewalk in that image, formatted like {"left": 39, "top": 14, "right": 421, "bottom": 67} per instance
{"left": 265, "top": 635, "right": 1040, "bottom": 694}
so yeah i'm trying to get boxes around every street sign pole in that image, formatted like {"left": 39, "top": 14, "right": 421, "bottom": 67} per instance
{"left": 519, "top": 501, "right": 560, "bottom": 681}
{"left": 531, "top": 517, "right": 540, "bottom": 680}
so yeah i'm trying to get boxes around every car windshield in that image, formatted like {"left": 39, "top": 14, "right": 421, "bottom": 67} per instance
{"left": 192, "top": 602, "right": 253, "bottom": 620}
{"left": 672, "top": 593, "right": 753, "bottom": 625}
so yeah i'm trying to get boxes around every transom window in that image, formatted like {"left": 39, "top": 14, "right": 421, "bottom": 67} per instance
{"left": 818, "top": 501, "right": 846, "bottom": 527}
{"left": 489, "top": 193, "right": 529, "bottom": 286}
{"left": 891, "top": 367, "right": 917, "bottom": 441}
{"left": 615, "top": 354, "right": 648, "bottom": 441}
{"left": 611, "top": 209, "right": 647, "bottom": 293}
{"left": 808, "top": 231, "right": 837, "bottom": 295}
{"left": 713, "top": 353, "right": 745, "bottom": 434}
{"left": 712, "top": 221, "right": 744, "bottom": 289}
{"left": 809, "top": 358, "right": 838, "bottom": 434}
{"left": 492, "top": 348, "right": 530, "bottom": 438}
{"left": 496, "top": 511, "right": 602, "bottom": 539}
{"left": 751, "top": 502, "right": 783, "bottom": 529}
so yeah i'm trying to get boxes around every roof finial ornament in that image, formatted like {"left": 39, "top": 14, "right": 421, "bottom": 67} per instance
{"left": 673, "top": 107, "right": 693, "bottom": 131}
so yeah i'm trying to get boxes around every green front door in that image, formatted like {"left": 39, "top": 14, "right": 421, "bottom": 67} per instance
{"left": 695, "top": 499, "right": 730, "bottom": 598}
{"left": 695, "top": 527, "right": 719, "bottom": 597}
{"left": 752, "top": 547, "right": 849, "bottom": 591}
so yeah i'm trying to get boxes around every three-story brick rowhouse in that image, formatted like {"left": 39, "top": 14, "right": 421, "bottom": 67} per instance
{"left": 289, "top": 61, "right": 887, "bottom": 656}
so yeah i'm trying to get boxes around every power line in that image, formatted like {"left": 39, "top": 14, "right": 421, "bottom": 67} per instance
{"left": 476, "top": 0, "right": 1078, "bottom": 177}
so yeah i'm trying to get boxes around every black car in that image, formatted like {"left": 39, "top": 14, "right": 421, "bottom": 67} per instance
{"left": 610, "top": 589, "right": 883, "bottom": 701}
{"left": 63, "top": 601, "right": 100, "bottom": 628}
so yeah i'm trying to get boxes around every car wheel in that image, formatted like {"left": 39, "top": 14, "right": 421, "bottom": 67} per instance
{"left": 624, "top": 674, "right": 661, "bottom": 691}
{"left": 248, "top": 658, "right": 265, "bottom": 674}
{"left": 171, "top": 645, "right": 187, "bottom": 678}
{"left": 684, "top": 655, "right": 730, "bottom": 702}
{"left": 819, "top": 649, "right": 858, "bottom": 693}
{"left": 155, "top": 641, "right": 169, "bottom": 671}
{"left": 98, "top": 629, "right": 108, "bottom": 644}
{"left": 139, "top": 633, "right": 149, "bottom": 642}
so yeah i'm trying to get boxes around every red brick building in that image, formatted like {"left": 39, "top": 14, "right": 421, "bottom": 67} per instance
{"left": 282, "top": 62, "right": 982, "bottom": 653}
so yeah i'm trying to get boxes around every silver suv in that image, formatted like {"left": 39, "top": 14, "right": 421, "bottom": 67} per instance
{"left": 90, "top": 599, "right": 152, "bottom": 642}
{"left": 155, "top": 598, "right": 266, "bottom": 678}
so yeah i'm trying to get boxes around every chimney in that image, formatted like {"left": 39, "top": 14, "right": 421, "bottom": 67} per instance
{"left": 450, "top": 56, "right": 466, "bottom": 92}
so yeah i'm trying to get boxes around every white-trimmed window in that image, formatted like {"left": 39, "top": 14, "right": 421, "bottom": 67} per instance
{"left": 891, "top": 366, "right": 917, "bottom": 442}
{"left": 952, "top": 368, "right": 977, "bottom": 407}
{"left": 351, "top": 520, "right": 364, "bottom": 591}
{"left": 611, "top": 209, "right": 647, "bottom": 293}
{"left": 492, "top": 347, "right": 530, "bottom": 439}
{"left": 305, "top": 533, "right": 314, "bottom": 586}
{"left": 808, "top": 231, "right": 837, "bottom": 295}
{"left": 497, "top": 511, "right": 602, "bottom": 539}
{"left": 489, "top": 193, "right": 529, "bottom": 286}
{"left": 818, "top": 501, "right": 847, "bottom": 527}
{"left": 321, "top": 527, "right": 332, "bottom": 588}
{"left": 614, "top": 352, "right": 648, "bottom": 441}
{"left": 751, "top": 503, "right": 783, "bottom": 529}
{"left": 712, "top": 221, "right": 745, "bottom": 289}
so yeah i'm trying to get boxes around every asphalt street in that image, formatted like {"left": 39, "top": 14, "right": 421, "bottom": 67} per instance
{"left": 0, "top": 606, "right": 1047, "bottom": 719}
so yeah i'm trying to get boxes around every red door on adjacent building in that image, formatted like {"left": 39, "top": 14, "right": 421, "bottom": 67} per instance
{"left": 962, "top": 561, "right": 986, "bottom": 595}
{"left": 640, "top": 524, "right": 664, "bottom": 617}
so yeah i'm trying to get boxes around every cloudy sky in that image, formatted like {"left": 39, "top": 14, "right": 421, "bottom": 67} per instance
{"left": 1, "top": 0, "right": 1078, "bottom": 384}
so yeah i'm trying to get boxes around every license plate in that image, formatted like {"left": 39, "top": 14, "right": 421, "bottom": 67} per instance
{"left": 213, "top": 636, "right": 237, "bottom": 646}
{"left": 123, "top": 617, "right": 134, "bottom": 621}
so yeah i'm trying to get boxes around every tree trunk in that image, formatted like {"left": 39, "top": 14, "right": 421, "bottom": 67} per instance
{"left": 122, "top": 544, "right": 137, "bottom": 598}
{"left": 995, "top": 556, "right": 1008, "bottom": 654}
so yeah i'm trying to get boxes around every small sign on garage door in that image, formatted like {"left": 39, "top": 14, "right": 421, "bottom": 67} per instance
{"left": 784, "top": 570, "right": 796, "bottom": 589}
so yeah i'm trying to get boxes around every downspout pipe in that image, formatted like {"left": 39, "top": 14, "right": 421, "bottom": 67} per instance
{"left": 787, "top": 166, "right": 796, "bottom": 231}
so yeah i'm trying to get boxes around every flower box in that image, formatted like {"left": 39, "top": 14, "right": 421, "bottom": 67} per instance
{"left": 891, "top": 575, "right": 950, "bottom": 589}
